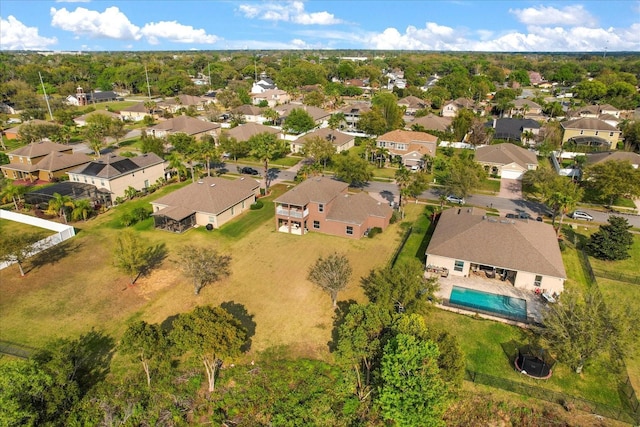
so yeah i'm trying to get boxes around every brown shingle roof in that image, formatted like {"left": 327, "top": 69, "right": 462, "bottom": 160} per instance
{"left": 275, "top": 176, "right": 347, "bottom": 206}
{"left": 9, "top": 141, "right": 71, "bottom": 158}
{"left": 586, "top": 151, "right": 640, "bottom": 166}
{"left": 407, "top": 114, "right": 451, "bottom": 132}
{"left": 231, "top": 104, "right": 263, "bottom": 116}
{"left": 427, "top": 207, "right": 566, "bottom": 278}
{"left": 296, "top": 128, "right": 354, "bottom": 148}
{"left": 121, "top": 102, "right": 148, "bottom": 113}
{"left": 475, "top": 143, "right": 537, "bottom": 168}
{"left": 561, "top": 117, "right": 619, "bottom": 132}
{"left": 152, "top": 176, "right": 259, "bottom": 216}
{"left": 275, "top": 104, "right": 330, "bottom": 121}
{"left": 151, "top": 116, "right": 220, "bottom": 135}
{"left": 223, "top": 123, "right": 280, "bottom": 142}
{"left": 36, "top": 152, "right": 91, "bottom": 172}
{"left": 378, "top": 129, "right": 438, "bottom": 144}
{"left": 398, "top": 96, "right": 426, "bottom": 109}
{"left": 326, "top": 192, "right": 392, "bottom": 225}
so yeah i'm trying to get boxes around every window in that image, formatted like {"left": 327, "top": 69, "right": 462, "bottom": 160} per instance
{"left": 610, "top": 132, "right": 614, "bottom": 137}
{"left": 231, "top": 206, "right": 235, "bottom": 215}
{"left": 346, "top": 226, "right": 353, "bottom": 235}
{"left": 397, "top": 143, "right": 408, "bottom": 151}
{"left": 534, "top": 275, "right": 542, "bottom": 287}
{"left": 144, "top": 180, "right": 149, "bottom": 188}
{"left": 100, "top": 180, "right": 105, "bottom": 186}
{"left": 313, "top": 220, "right": 320, "bottom": 229}
{"left": 318, "top": 204, "right": 324, "bottom": 213}
{"left": 454, "top": 260, "right": 464, "bottom": 272}
{"left": 242, "top": 201, "right": 245, "bottom": 209}
{"left": 91, "top": 178, "right": 95, "bottom": 184}
{"left": 595, "top": 131, "right": 599, "bottom": 136}
{"left": 580, "top": 130, "right": 584, "bottom": 135}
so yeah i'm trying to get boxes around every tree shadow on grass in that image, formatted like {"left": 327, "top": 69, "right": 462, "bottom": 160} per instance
{"left": 28, "top": 239, "right": 83, "bottom": 272}
{"left": 141, "top": 243, "right": 168, "bottom": 278}
{"left": 221, "top": 301, "right": 257, "bottom": 352}
{"left": 161, "top": 314, "right": 179, "bottom": 332}
{"left": 327, "top": 299, "right": 358, "bottom": 353}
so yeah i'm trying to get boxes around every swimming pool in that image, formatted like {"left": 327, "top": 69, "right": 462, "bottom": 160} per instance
{"left": 449, "top": 286, "right": 528, "bottom": 321}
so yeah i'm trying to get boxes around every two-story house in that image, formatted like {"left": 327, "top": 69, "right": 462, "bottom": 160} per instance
{"left": 561, "top": 117, "right": 621, "bottom": 150}
{"left": 274, "top": 177, "right": 392, "bottom": 238}
{"left": 1, "top": 141, "right": 91, "bottom": 183}
{"left": 251, "top": 89, "right": 291, "bottom": 108}
{"left": 339, "top": 102, "right": 372, "bottom": 131}
{"left": 376, "top": 129, "right": 438, "bottom": 168}
{"left": 290, "top": 128, "right": 355, "bottom": 154}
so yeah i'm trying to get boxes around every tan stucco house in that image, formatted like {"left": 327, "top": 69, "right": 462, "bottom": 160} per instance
{"left": 149, "top": 116, "right": 220, "bottom": 140}
{"left": 561, "top": 118, "right": 621, "bottom": 150}
{"left": 290, "top": 128, "right": 355, "bottom": 154}
{"left": 150, "top": 176, "right": 260, "bottom": 233}
{"left": 475, "top": 143, "right": 538, "bottom": 180}
{"left": 376, "top": 129, "right": 438, "bottom": 168}
{"left": 1, "top": 141, "right": 91, "bottom": 182}
{"left": 425, "top": 207, "right": 566, "bottom": 295}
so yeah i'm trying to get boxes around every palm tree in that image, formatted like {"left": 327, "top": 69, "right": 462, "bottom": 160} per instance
{"left": 395, "top": 166, "right": 411, "bottom": 218}
{"left": 198, "top": 135, "right": 219, "bottom": 177}
{"left": 70, "top": 199, "right": 94, "bottom": 222}
{"left": 548, "top": 182, "right": 583, "bottom": 236}
{"left": 166, "top": 152, "right": 187, "bottom": 182}
{"left": 262, "top": 108, "right": 279, "bottom": 125}
{"left": 1, "top": 183, "right": 26, "bottom": 210}
{"left": 46, "top": 192, "right": 74, "bottom": 223}
{"left": 328, "top": 112, "right": 346, "bottom": 130}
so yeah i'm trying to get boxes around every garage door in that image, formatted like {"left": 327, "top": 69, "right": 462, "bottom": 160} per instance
{"left": 501, "top": 169, "right": 524, "bottom": 180}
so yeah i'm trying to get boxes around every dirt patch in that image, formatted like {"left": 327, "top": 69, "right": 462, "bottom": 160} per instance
{"left": 133, "top": 267, "right": 182, "bottom": 299}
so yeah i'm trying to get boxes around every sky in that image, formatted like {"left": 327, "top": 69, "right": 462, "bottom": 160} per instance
{"left": 1, "top": 0, "right": 639, "bottom": 52}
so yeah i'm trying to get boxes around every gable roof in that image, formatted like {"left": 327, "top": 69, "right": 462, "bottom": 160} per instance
{"left": 561, "top": 117, "right": 619, "bottom": 132}
{"left": 35, "top": 152, "right": 91, "bottom": 172}
{"left": 275, "top": 176, "right": 348, "bottom": 206}
{"left": 9, "top": 141, "right": 71, "bottom": 158}
{"left": 378, "top": 129, "right": 438, "bottom": 144}
{"left": 223, "top": 123, "right": 280, "bottom": 142}
{"left": 231, "top": 104, "right": 263, "bottom": 116}
{"left": 513, "top": 99, "right": 542, "bottom": 110}
{"left": 326, "top": 192, "right": 392, "bottom": 225}
{"left": 158, "top": 94, "right": 208, "bottom": 107}
{"left": 340, "top": 103, "right": 371, "bottom": 115}
{"left": 150, "top": 116, "right": 220, "bottom": 135}
{"left": 275, "top": 104, "right": 330, "bottom": 121}
{"left": 152, "top": 176, "right": 259, "bottom": 216}
{"left": 586, "top": 151, "right": 640, "bottom": 166}
{"left": 121, "top": 102, "right": 148, "bottom": 113}
{"left": 398, "top": 96, "right": 426, "bottom": 109}
{"left": 296, "top": 128, "right": 354, "bottom": 148}
{"left": 475, "top": 143, "right": 537, "bottom": 167}
{"left": 427, "top": 207, "right": 566, "bottom": 279}
{"left": 445, "top": 97, "right": 475, "bottom": 109}
{"left": 71, "top": 153, "right": 164, "bottom": 179}
{"left": 408, "top": 114, "right": 451, "bottom": 132}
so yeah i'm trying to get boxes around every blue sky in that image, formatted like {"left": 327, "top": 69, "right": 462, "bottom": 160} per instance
{"left": 1, "top": 0, "right": 639, "bottom": 52}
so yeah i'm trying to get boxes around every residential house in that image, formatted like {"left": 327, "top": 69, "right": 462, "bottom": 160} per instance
{"left": 149, "top": 116, "right": 220, "bottom": 140}
{"left": 442, "top": 98, "right": 478, "bottom": 118}
{"left": 475, "top": 143, "right": 538, "bottom": 179}
{"left": 222, "top": 123, "right": 281, "bottom": 143}
{"left": 274, "top": 177, "right": 392, "bottom": 238}
{"left": 528, "top": 71, "right": 545, "bottom": 86}
{"left": 68, "top": 153, "right": 165, "bottom": 201}
{"left": 274, "top": 104, "right": 331, "bottom": 128}
{"left": 251, "top": 89, "right": 291, "bottom": 108}
{"left": 376, "top": 129, "right": 438, "bottom": 168}
{"left": 3, "top": 119, "right": 54, "bottom": 140}
{"left": 425, "top": 207, "right": 566, "bottom": 295}
{"left": 490, "top": 118, "right": 541, "bottom": 145}
{"left": 73, "top": 110, "right": 121, "bottom": 127}
{"left": 230, "top": 105, "right": 265, "bottom": 123}
{"left": 251, "top": 76, "right": 277, "bottom": 94}
{"left": 572, "top": 104, "right": 621, "bottom": 120}
{"left": 290, "top": 128, "right": 355, "bottom": 154}
{"left": 1, "top": 141, "right": 91, "bottom": 182}
{"left": 510, "top": 99, "right": 543, "bottom": 118}
{"left": 339, "top": 102, "right": 372, "bottom": 131}
{"left": 120, "top": 102, "right": 152, "bottom": 122}
{"left": 405, "top": 114, "right": 451, "bottom": 133}
{"left": 561, "top": 118, "right": 621, "bottom": 150}
{"left": 150, "top": 176, "right": 260, "bottom": 233}
{"left": 65, "top": 87, "right": 120, "bottom": 106}
{"left": 398, "top": 96, "right": 427, "bottom": 115}
{"left": 156, "top": 95, "right": 212, "bottom": 114}
{"left": 586, "top": 151, "right": 640, "bottom": 169}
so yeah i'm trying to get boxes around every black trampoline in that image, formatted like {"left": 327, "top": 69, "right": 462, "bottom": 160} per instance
{"left": 514, "top": 346, "right": 555, "bottom": 379}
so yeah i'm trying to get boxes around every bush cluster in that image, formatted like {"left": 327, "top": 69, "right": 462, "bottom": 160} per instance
{"left": 121, "top": 207, "right": 151, "bottom": 227}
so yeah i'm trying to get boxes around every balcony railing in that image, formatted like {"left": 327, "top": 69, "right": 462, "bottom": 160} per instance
{"left": 276, "top": 207, "right": 308, "bottom": 218}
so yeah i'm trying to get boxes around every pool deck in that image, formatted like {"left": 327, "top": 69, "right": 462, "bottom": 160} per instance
{"left": 432, "top": 273, "right": 549, "bottom": 325}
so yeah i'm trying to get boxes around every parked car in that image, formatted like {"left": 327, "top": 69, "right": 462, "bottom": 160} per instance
{"left": 240, "top": 167, "right": 259, "bottom": 175}
{"left": 446, "top": 195, "right": 465, "bottom": 204}
{"left": 570, "top": 210, "right": 593, "bottom": 221}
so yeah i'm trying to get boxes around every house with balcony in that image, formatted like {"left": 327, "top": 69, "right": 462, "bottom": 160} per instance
{"left": 274, "top": 177, "right": 392, "bottom": 238}
{"left": 376, "top": 129, "right": 438, "bottom": 168}
{"left": 339, "top": 102, "right": 372, "bottom": 131}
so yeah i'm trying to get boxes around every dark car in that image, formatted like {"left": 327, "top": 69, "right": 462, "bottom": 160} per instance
{"left": 240, "top": 167, "right": 259, "bottom": 175}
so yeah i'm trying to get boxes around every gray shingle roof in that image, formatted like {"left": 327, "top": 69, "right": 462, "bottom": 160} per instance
{"left": 561, "top": 117, "right": 619, "bottom": 132}
{"left": 426, "top": 207, "right": 566, "bottom": 279}
{"left": 223, "top": 123, "right": 280, "bottom": 142}
{"left": 71, "top": 153, "right": 164, "bottom": 179}
{"left": 586, "top": 151, "right": 640, "bottom": 166}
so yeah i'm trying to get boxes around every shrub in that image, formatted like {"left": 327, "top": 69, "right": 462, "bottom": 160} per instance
{"left": 250, "top": 200, "right": 264, "bottom": 210}
{"left": 132, "top": 207, "right": 151, "bottom": 221}
{"left": 121, "top": 213, "right": 134, "bottom": 227}
{"left": 367, "top": 227, "right": 382, "bottom": 238}
{"left": 390, "top": 211, "right": 400, "bottom": 224}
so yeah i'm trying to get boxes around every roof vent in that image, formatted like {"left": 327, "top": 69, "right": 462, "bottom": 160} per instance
{"left": 197, "top": 181, "right": 203, "bottom": 184}
{"left": 210, "top": 183, "right": 216, "bottom": 187}
{"left": 240, "top": 177, "right": 245, "bottom": 180}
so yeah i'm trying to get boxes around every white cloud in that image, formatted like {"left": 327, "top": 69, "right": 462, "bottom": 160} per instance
{"left": 509, "top": 5, "right": 597, "bottom": 27}
{"left": 141, "top": 21, "right": 218, "bottom": 45}
{"left": 238, "top": 1, "right": 342, "bottom": 25}
{"left": 0, "top": 15, "right": 58, "bottom": 50}
{"left": 50, "top": 6, "right": 141, "bottom": 40}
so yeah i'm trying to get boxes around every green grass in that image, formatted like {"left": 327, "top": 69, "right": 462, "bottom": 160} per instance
{"left": 395, "top": 204, "right": 434, "bottom": 265}
{"left": 477, "top": 178, "right": 501, "bottom": 194}
{"left": 217, "top": 185, "right": 286, "bottom": 239}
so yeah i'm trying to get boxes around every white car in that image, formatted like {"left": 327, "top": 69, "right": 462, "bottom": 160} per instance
{"left": 570, "top": 210, "right": 593, "bottom": 221}
{"left": 446, "top": 195, "right": 465, "bottom": 204}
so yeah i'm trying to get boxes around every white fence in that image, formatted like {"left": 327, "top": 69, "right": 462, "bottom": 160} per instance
{"left": 0, "top": 210, "right": 76, "bottom": 270}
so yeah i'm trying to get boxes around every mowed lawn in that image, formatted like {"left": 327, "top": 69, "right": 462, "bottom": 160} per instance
{"left": 0, "top": 187, "right": 406, "bottom": 360}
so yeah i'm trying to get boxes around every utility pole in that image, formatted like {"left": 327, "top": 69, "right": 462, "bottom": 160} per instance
{"left": 38, "top": 72, "right": 54, "bottom": 121}
{"left": 145, "top": 65, "right": 152, "bottom": 99}
{"left": 208, "top": 62, "right": 212, "bottom": 91}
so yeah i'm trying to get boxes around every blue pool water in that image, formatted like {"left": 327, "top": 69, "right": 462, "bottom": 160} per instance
{"left": 449, "top": 286, "right": 527, "bottom": 321}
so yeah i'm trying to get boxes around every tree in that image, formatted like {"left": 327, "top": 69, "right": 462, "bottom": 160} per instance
{"left": 70, "top": 198, "right": 94, "bottom": 222}
{"left": 327, "top": 112, "right": 345, "bottom": 130}
{"left": 262, "top": 107, "right": 279, "bottom": 125}
{"left": 140, "top": 131, "right": 165, "bottom": 157}
{"left": 84, "top": 114, "right": 115, "bottom": 157}
{"left": 282, "top": 108, "right": 315, "bottom": 135}
{"left": 336, "top": 304, "right": 393, "bottom": 401}
{"left": 307, "top": 252, "right": 352, "bottom": 308}
{"left": 248, "top": 132, "right": 288, "bottom": 193}
{"left": 451, "top": 108, "right": 475, "bottom": 142}
{"left": 395, "top": 166, "right": 411, "bottom": 218}
{"left": 170, "top": 305, "right": 246, "bottom": 392}
{"left": 0, "top": 232, "right": 43, "bottom": 276}
{"left": 362, "top": 259, "right": 438, "bottom": 314}
{"left": 442, "top": 155, "right": 486, "bottom": 199}
{"left": 113, "top": 231, "right": 163, "bottom": 285}
{"left": 302, "top": 135, "right": 335, "bottom": 170}
{"left": 333, "top": 152, "right": 373, "bottom": 186}
{"left": 166, "top": 152, "right": 187, "bottom": 182}
{"left": 175, "top": 245, "right": 231, "bottom": 295}
{"left": 45, "top": 192, "right": 74, "bottom": 223}
{"left": 198, "top": 134, "right": 220, "bottom": 177}
{"left": 575, "top": 80, "right": 607, "bottom": 103}
{"left": 1, "top": 182, "right": 27, "bottom": 209}
{"left": 620, "top": 120, "right": 640, "bottom": 151}
{"left": 377, "top": 333, "right": 449, "bottom": 426}
{"left": 119, "top": 320, "right": 170, "bottom": 388}
{"left": 538, "top": 288, "right": 636, "bottom": 373}
{"left": 467, "top": 117, "right": 491, "bottom": 146}
{"left": 219, "top": 133, "right": 250, "bottom": 162}
{"left": 371, "top": 92, "right": 404, "bottom": 132}
{"left": 0, "top": 359, "right": 52, "bottom": 426}
{"left": 357, "top": 109, "right": 387, "bottom": 136}
{"left": 587, "top": 216, "right": 634, "bottom": 261}
{"left": 583, "top": 160, "right": 640, "bottom": 206}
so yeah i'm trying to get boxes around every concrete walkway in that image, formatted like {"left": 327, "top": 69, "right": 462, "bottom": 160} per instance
{"left": 498, "top": 178, "right": 522, "bottom": 199}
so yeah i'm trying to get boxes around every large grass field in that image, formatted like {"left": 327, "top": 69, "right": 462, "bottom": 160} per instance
{"left": 0, "top": 182, "right": 408, "bottom": 361}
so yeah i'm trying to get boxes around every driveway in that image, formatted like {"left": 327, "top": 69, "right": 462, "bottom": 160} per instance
{"left": 498, "top": 178, "right": 522, "bottom": 199}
